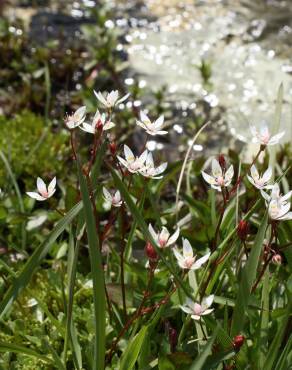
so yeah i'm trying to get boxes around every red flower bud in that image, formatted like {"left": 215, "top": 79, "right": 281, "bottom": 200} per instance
{"left": 109, "top": 142, "right": 117, "bottom": 156}
{"left": 218, "top": 154, "right": 226, "bottom": 170}
{"left": 169, "top": 327, "right": 178, "bottom": 353}
{"left": 272, "top": 254, "right": 282, "bottom": 265}
{"left": 95, "top": 119, "right": 103, "bottom": 131}
{"left": 145, "top": 241, "right": 158, "bottom": 261}
{"left": 233, "top": 335, "right": 245, "bottom": 351}
{"left": 237, "top": 220, "right": 249, "bottom": 241}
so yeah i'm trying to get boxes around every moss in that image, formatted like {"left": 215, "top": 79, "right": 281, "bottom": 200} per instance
{"left": 0, "top": 111, "right": 70, "bottom": 188}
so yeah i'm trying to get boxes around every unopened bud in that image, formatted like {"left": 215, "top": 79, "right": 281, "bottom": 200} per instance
{"left": 272, "top": 254, "right": 282, "bottom": 265}
{"left": 169, "top": 327, "right": 178, "bottom": 353}
{"left": 145, "top": 241, "right": 158, "bottom": 261}
{"left": 95, "top": 119, "right": 103, "bottom": 131}
{"left": 218, "top": 154, "right": 226, "bottom": 170}
{"left": 109, "top": 142, "right": 117, "bottom": 156}
{"left": 233, "top": 335, "right": 245, "bottom": 351}
{"left": 237, "top": 220, "right": 249, "bottom": 241}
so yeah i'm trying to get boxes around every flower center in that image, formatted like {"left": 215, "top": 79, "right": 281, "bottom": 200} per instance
{"left": 184, "top": 257, "right": 195, "bottom": 269}
{"left": 217, "top": 176, "right": 225, "bottom": 186}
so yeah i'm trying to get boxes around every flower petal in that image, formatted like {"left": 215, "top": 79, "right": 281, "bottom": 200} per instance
{"left": 182, "top": 238, "right": 193, "bottom": 258}
{"left": 26, "top": 192, "right": 47, "bottom": 201}
{"left": 212, "top": 159, "right": 222, "bottom": 178}
{"left": 37, "top": 177, "right": 47, "bottom": 195}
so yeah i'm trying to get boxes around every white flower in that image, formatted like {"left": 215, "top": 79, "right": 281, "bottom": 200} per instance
{"left": 250, "top": 123, "right": 285, "bottom": 146}
{"left": 139, "top": 152, "right": 167, "bottom": 179}
{"left": 117, "top": 145, "right": 148, "bottom": 173}
{"left": 80, "top": 109, "right": 115, "bottom": 134}
{"left": 94, "top": 90, "right": 130, "bottom": 109}
{"left": 202, "top": 159, "right": 234, "bottom": 191}
{"left": 180, "top": 295, "right": 214, "bottom": 320}
{"left": 148, "top": 224, "right": 179, "bottom": 248}
{"left": 136, "top": 111, "right": 167, "bottom": 136}
{"left": 102, "top": 187, "right": 122, "bottom": 208}
{"left": 65, "top": 106, "right": 86, "bottom": 129}
{"left": 261, "top": 183, "right": 292, "bottom": 204}
{"left": 26, "top": 177, "right": 56, "bottom": 201}
{"left": 268, "top": 199, "right": 292, "bottom": 221}
{"left": 173, "top": 238, "right": 210, "bottom": 270}
{"left": 261, "top": 183, "right": 292, "bottom": 221}
{"left": 247, "top": 165, "right": 273, "bottom": 190}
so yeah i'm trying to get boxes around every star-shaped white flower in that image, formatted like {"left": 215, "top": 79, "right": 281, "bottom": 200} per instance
{"left": 94, "top": 90, "right": 130, "bottom": 109}
{"left": 26, "top": 177, "right": 56, "bottom": 201}
{"left": 173, "top": 238, "right": 210, "bottom": 270}
{"left": 136, "top": 111, "right": 167, "bottom": 136}
{"left": 247, "top": 165, "right": 273, "bottom": 190}
{"left": 250, "top": 123, "right": 285, "bottom": 146}
{"left": 65, "top": 106, "right": 86, "bottom": 129}
{"left": 148, "top": 224, "right": 179, "bottom": 248}
{"left": 117, "top": 145, "right": 148, "bottom": 173}
{"left": 80, "top": 109, "right": 115, "bottom": 134}
{"left": 202, "top": 159, "right": 234, "bottom": 191}
{"left": 268, "top": 199, "right": 292, "bottom": 221}
{"left": 139, "top": 152, "right": 167, "bottom": 179}
{"left": 261, "top": 183, "right": 292, "bottom": 204}
{"left": 102, "top": 187, "right": 122, "bottom": 207}
{"left": 180, "top": 295, "right": 214, "bottom": 321}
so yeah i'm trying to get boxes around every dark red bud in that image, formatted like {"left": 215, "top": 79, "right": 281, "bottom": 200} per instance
{"left": 169, "top": 327, "right": 178, "bottom": 353}
{"left": 237, "top": 220, "right": 249, "bottom": 241}
{"left": 218, "top": 154, "right": 226, "bottom": 170}
{"left": 145, "top": 241, "right": 158, "bottom": 261}
{"left": 109, "top": 142, "right": 117, "bottom": 156}
{"left": 272, "top": 254, "right": 282, "bottom": 265}
{"left": 233, "top": 335, "right": 245, "bottom": 351}
{"left": 95, "top": 119, "right": 103, "bottom": 131}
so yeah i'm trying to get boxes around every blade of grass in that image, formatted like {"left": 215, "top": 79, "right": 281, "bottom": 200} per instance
{"left": 231, "top": 213, "right": 268, "bottom": 336}
{"left": 0, "top": 200, "right": 83, "bottom": 319}
{"left": 119, "top": 325, "right": 148, "bottom": 370}
{"left": 189, "top": 326, "right": 218, "bottom": 370}
{"left": 77, "top": 161, "right": 105, "bottom": 370}
{"left": 258, "top": 266, "right": 270, "bottom": 368}
{"left": 0, "top": 341, "right": 52, "bottom": 364}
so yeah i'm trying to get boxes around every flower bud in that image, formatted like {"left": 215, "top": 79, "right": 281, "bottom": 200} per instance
{"left": 95, "top": 119, "right": 103, "bottom": 131}
{"left": 109, "top": 142, "right": 117, "bottom": 156}
{"left": 237, "top": 220, "right": 249, "bottom": 241}
{"left": 272, "top": 254, "right": 282, "bottom": 265}
{"left": 169, "top": 327, "right": 178, "bottom": 353}
{"left": 218, "top": 154, "right": 226, "bottom": 170}
{"left": 145, "top": 241, "right": 158, "bottom": 261}
{"left": 233, "top": 334, "right": 245, "bottom": 351}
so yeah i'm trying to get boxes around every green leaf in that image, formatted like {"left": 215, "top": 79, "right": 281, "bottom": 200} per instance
{"left": 120, "top": 325, "right": 148, "bottom": 370}
{"left": 0, "top": 341, "right": 52, "bottom": 364}
{"left": 77, "top": 161, "right": 105, "bottom": 370}
{"left": 158, "top": 355, "right": 175, "bottom": 370}
{"left": 189, "top": 327, "right": 218, "bottom": 370}
{"left": 0, "top": 200, "right": 83, "bottom": 319}
{"left": 231, "top": 213, "right": 268, "bottom": 336}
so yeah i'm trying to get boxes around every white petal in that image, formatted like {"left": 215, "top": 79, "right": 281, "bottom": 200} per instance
{"left": 26, "top": 192, "right": 46, "bottom": 201}
{"left": 155, "top": 163, "right": 168, "bottom": 175}
{"left": 202, "top": 294, "right": 214, "bottom": 309}
{"left": 103, "top": 121, "right": 115, "bottom": 130}
{"left": 173, "top": 248, "right": 184, "bottom": 265}
{"left": 48, "top": 177, "right": 56, "bottom": 194}
{"left": 108, "top": 90, "right": 119, "bottom": 106}
{"left": 247, "top": 174, "right": 255, "bottom": 187}
{"left": 103, "top": 187, "right": 112, "bottom": 202}
{"left": 117, "top": 156, "right": 129, "bottom": 169}
{"left": 117, "top": 92, "right": 130, "bottom": 105}
{"left": 212, "top": 159, "right": 222, "bottom": 177}
{"left": 262, "top": 167, "right": 272, "bottom": 182}
{"left": 278, "top": 211, "right": 292, "bottom": 221}
{"left": 225, "top": 165, "right": 234, "bottom": 182}
{"left": 80, "top": 122, "right": 95, "bottom": 134}
{"left": 37, "top": 177, "right": 47, "bottom": 195}
{"left": 202, "top": 171, "right": 216, "bottom": 185}
{"left": 166, "top": 227, "right": 180, "bottom": 246}
{"left": 250, "top": 165, "right": 259, "bottom": 180}
{"left": 74, "top": 106, "right": 86, "bottom": 122}
{"left": 94, "top": 91, "right": 107, "bottom": 106}
{"left": 201, "top": 308, "right": 214, "bottom": 316}
{"left": 148, "top": 224, "right": 158, "bottom": 242}
{"left": 192, "top": 252, "right": 210, "bottom": 269}
{"left": 146, "top": 152, "right": 154, "bottom": 167}
{"left": 269, "top": 131, "right": 285, "bottom": 144}
{"left": 191, "top": 315, "right": 201, "bottom": 321}
{"left": 182, "top": 238, "right": 193, "bottom": 258}
{"left": 180, "top": 305, "right": 194, "bottom": 315}
{"left": 139, "top": 150, "right": 148, "bottom": 164}
{"left": 155, "top": 130, "right": 168, "bottom": 135}
{"left": 154, "top": 115, "right": 164, "bottom": 128}
{"left": 124, "top": 145, "right": 134, "bottom": 162}
{"left": 281, "top": 191, "right": 292, "bottom": 202}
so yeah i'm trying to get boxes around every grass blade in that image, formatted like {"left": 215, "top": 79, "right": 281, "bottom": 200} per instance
{"left": 0, "top": 341, "right": 52, "bottom": 364}
{"left": 77, "top": 161, "right": 105, "bottom": 370}
{"left": 189, "top": 327, "right": 218, "bottom": 370}
{"left": 231, "top": 213, "right": 268, "bottom": 336}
